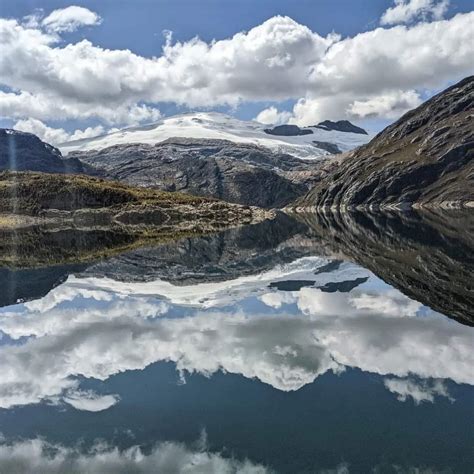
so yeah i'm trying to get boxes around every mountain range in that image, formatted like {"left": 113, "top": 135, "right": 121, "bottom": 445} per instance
{"left": 59, "top": 112, "right": 370, "bottom": 159}
{"left": 2, "top": 114, "right": 370, "bottom": 208}
{"left": 1, "top": 76, "right": 472, "bottom": 210}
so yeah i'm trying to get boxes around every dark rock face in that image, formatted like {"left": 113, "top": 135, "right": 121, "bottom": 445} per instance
{"left": 315, "top": 120, "right": 368, "bottom": 135}
{"left": 301, "top": 76, "right": 474, "bottom": 209}
{"left": 0, "top": 129, "right": 89, "bottom": 174}
{"left": 311, "top": 141, "right": 342, "bottom": 154}
{"left": 72, "top": 138, "right": 323, "bottom": 208}
{"left": 298, "top": 209, "right": 474, "bottom": 327}
{"left": 264, "top": 124, "right": 313, "bottom": 136}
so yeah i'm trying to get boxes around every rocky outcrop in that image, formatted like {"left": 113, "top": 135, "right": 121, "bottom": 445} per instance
{"left": 315, "top": 120, "right": 367, "bottom": 135}
{"left": 70, "top": 138, "right": 324, "bottom": 208}
{"left": 0, "top": 129, "right": 90, "bottom": 174}
{"left": 311, "top": 141, "right": 342, "bottom": 155}
{"left": 298, "top": 209, "right": 474, "bottom": 326}
{"left": 300, "top": 77, "right": 473, "bottom": 209}
{"left": 264, "top": 125, "right": 313, "bottom": 136}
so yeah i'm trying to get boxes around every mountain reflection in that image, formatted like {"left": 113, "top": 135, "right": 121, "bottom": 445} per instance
{"left": 299, "top": 209, "right": 474, "bottom": 326}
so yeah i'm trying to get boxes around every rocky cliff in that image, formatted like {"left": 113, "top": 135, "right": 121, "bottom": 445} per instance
{"left": 299, "top": 76, "right": 473, "bottom": 209}
{"left": 70, "top": 138, "right": 324, "bottom": 208}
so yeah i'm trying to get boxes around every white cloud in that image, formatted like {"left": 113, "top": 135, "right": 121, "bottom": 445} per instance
{"left": 347, "top": 90, "right": 422, "bottom": 118}
{"left": 0, "top": 90, "right": 162, "bottom": 126}
{"left": 254, "top": 106, "right": 292, "bottom": 125}
{"left": 384, "top": 378, "right": 454, "bottom": 404}
{"left": 381, "top": 0, "right": 450, "bottom": 26}
{"left": 0, "top": 10, "right": 472, "bottom": 128}
{"left": 0, "top": 439, "right": 271, "bottom": 474}
{"left": 42, "top": 6, "right": 102, "bottom": 33}
{"left": 13, "top": 118, "right": 106, "bottom": 145}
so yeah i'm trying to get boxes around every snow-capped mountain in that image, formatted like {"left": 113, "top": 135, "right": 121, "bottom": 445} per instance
{"left": 60, "top": 112, "right": 371, "bottom": 159}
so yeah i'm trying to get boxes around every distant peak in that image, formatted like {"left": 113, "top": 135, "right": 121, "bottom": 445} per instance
{"left": 315, "top": 120, "right": 368, "bottom": 135}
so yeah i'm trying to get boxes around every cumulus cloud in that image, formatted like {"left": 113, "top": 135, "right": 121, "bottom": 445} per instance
{"left": 0, "top": 90, "right": 162, "bottom": 126}
{"left": 347, "top": 90, "right": 423, "bottom": 119}
{"left": 13, "top": 118, "right": 106, "bottom": 145}
{"left": 381, "top": 0, "right": 450, "bottom": 26}
{"left": 0, "top": 9, "right": 472, "bottom": 128}
{"left": 0, "top": 438, "right": 271, "bottom": 474}
{"left": 42, "top": 6, "right": 102, "bottom": 33}
{"left": 384, "top": 377, "right": 454, "bottom": 404}
{"left": 254, "top": 106, "right": 292, "bottom": 125}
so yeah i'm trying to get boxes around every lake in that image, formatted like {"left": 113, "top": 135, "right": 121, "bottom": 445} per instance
{"left": 0, "top": 210, "right": 472, "bottom": 473}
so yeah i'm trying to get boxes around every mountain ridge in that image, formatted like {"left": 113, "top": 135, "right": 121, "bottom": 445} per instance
{"left": 296, "top": 76, "right": 474, "bottom": 210}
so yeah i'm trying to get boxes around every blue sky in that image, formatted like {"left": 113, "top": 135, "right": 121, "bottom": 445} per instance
{"left": 0, "top": 0, "right": 473, "bottom": 142}
{"left": 3, "top": 0, "right": 473, "bottom": 52}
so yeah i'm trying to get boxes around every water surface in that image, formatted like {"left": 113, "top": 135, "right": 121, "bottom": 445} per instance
{"left": 0, "top": 211, "right": 472, "bottom": 473}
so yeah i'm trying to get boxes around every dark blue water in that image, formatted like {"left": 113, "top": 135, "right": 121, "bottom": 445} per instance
{"left": 0, "top": 212, "right": 472, "bottom": 473}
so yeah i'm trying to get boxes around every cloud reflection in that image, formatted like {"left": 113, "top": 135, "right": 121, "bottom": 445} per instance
{"left": 0, "top": 258, "right": 471, "bottom": 409}
{"left": 0, "top": 438, "right": 271, "bottom": 474}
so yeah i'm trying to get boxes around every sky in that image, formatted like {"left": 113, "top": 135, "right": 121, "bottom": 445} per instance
{"left": 0, "top": 0, "right": 473, "bottom": 144}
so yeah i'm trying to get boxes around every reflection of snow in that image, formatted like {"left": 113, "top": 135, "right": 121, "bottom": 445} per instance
{"left": 18, "top": 257, "right": 367, "bottom": 310}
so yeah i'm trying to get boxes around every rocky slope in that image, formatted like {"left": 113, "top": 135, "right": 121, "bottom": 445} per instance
{"left": 0, "top": 129, "right": 90, "bottom": 174}
{"left": 68, "top": 138, "right": 330, "bottom": 208}
{"left": 298, "top": 76, "right": 473, "bottom": 209}
{"left": 299, "top": 209, "right": 474, "bottom": 326}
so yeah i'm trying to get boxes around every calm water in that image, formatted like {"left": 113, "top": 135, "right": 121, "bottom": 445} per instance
{"left": 0, "top": 211, "right": 472, "bottom": 473}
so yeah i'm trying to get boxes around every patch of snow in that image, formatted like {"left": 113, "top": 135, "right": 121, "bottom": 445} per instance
{"left": 59, "top": 112, "right": 371, "bottom": 159}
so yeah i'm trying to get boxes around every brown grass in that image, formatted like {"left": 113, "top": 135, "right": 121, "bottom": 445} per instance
{"left": 0, "top": 171, "right": 215, "bottom": 215}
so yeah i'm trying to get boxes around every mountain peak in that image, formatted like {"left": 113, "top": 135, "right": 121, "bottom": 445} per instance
{"left": 315, "top": 120, "right": 368, "bottom": 135}
{"left": 60, "top": 112, "right": 370, "bottom": 159}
